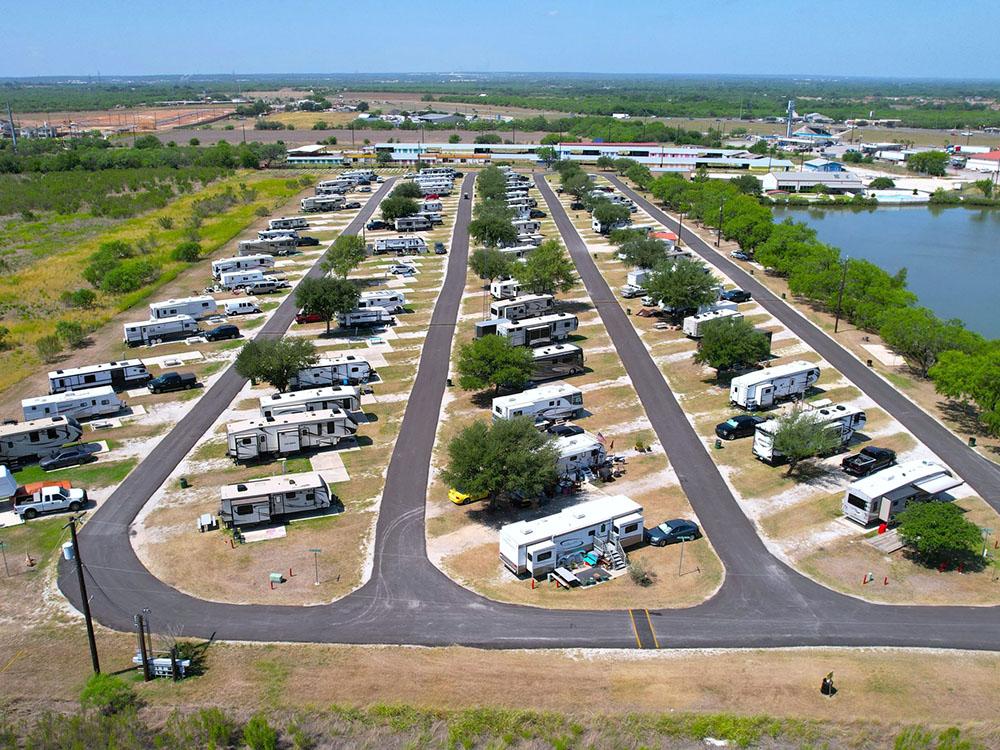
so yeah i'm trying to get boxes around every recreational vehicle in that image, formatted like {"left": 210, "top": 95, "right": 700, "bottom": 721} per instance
{"left": 268, "top": 216, "right": 309, "bottom": 231}
{"left": 316, "top": 180, "right": 351, "bottom": 194}
{"left": 492, "top": 384, "right": 584, "bottom": 422}
{"left": 343, "top": 169, "right": 377, "bottom": 182}
{"left": 517, "top": 233, "right": 544, "bottom": 247}
{"left": 22, "top": 386, "right": 122, "bottom": 422}
{"left": 682, "top": 308, "right": 744, "bottom": 338}
{"left": 729, "top": 361, "right": 821, "bottom": 410}
{"left": 417, "top": 167, "right": 455, "bottom": 178}
{"left": 226, "top": 409, "right": 358, "bottom": 462}
{"left": 123, "top": 315, "right": 199, "bottom": 347}
{"left": 338, "top": 308, "right": 394, "bottom": 328}
{"left": 219, "top": 269, "right": 266, "bottom": 290}
{"left": 301, "top": 195, "right": 345, "bottom": 212}
{"left": 257, "top": 228, "right": 298, "bottom": 241}
{"left": 48, "top": 360, "right": 151, "bottom": 394}
{"left": 499, "top": 495, "right": 644, "bottom": 577}
{"left": 554, "top": 433, "right": 607, "bottom": 479}
{"left": 373, "top": 236, "right": 427, "bottom": 255}
{"left": 290, "top": 355, "right": 374, "bottom": 389}
{"left": 490, "top": 294, "right": 555, "bottom": 322}
{"left": 0, "top": 416, "right": 83, "bottom": 465}
{"left": 511, "top": 219, "right": 541, "bottom": 235}
{"left": 476, "top": 313, "right": 579, "bottom": 347}
{"left": 259, "top": 386, "right": 362, "bottom": 419}
{"left": 395, "top": 215, "right": 431, "bottom": 232}
{"left": 419, "top": 199, "right": 443, "bottom": 214}
{"left": 592, "top": 216, "right": 630, "bottom": 235}
{"left": 841, "top": 460, "right": 964, "bottom": 526}
{"left": 149, "top": 295, "right": 218, "bottom": 321}
{"left": 221, "top": 299, "right": 261, "bottom": 316}
{"left": 211, "top": 254, "right": 274, "bottom": 279}
{"left": 358, "top": 290, "right": 406, "bottom": 313}
{"left": 417, "top": 182, "right": 452, "bottom": 196}
{"left": 753, "top": 401, "right": 867, "bottom": 464}
{"left": 626, "top": 269, "right": 652, "bottom": 288}
{"left": 238, "top": 236, "right": 298, "bottom": 256}
{"left": 490, "top": 278, "right": 521, "bottom": 300}
{"left": 219, "top": 472, "right": 333, "bottom": 527}
{"left": 497, "top": 244, "right": 536, "bottom": 260}
{"left": 531, "top": 344, "right": 585, "bottom": 382}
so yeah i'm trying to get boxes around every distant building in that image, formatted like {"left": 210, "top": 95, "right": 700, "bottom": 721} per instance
{"left": 761, "top": 171, "right": 864, "bottom": 194}
{"left": 964, "top": 151, "right": 1000, "bottom": 174}
{"left": 411, "top": 113, "right": 466, "bottom": 125}
{"left": 793, "top": 124, "right": 836, "bottom": 139}
{"left": 803, "top": 158, "right": 845, "bottom": 172}
{"left": 804, "top": 112, "right": 834, "bottom": 124}
{"left": 612, "top": 113, "right": 631, "bottom": 120}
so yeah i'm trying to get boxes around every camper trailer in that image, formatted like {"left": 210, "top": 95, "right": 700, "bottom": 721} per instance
{"left": 268, "top": 216, "right": 309, "bottom": 231}
{"left": 219, "top": 472, "right": 333, "bottom": 527}
{"left": 48, "top": 360, "right": 150, "bottom": 394}
{"left": 729, "top": 361, "right": 821, "bottom": 410}
{"left": 499, "top": 495, "right": 644, "bottom": 578}
{"left": 682, "top": 308, "right": 744, "bottom": 338}
{"left": 22, "top": 386, "right": 122, "bottom": 422}
{"left": 338, "top": 308, "right": 394, "bottom": 329}
{"left": 490, "top": 278, "right": 521, "bottom": 300}
{"left": 511, "top": 219, "right": 541, "bottom": 234}
{"left": 149, "top": 295, "right": 218, "bottom": 321}
{"left": 290, "top": 355, "right": 374, "bottom": 389}
{"left": 841, "top": 460, "right": 964, "bottom": 526}
{"left": 492, "top": 383, "right": 583, "bottom": 422}
{"left": 257, "top": 228, "right": 298, "bottom": 242}
{"left": 358, "top": 290, "right": 406, "bottom": 313}
{"left": 373, "top": 236, "right": 427, "bottom": 255}
{"left": 226, "top": 409, "right": 357, "bottom": 462}
{"left": 490, "top": 294, "right": 554, "bottom": 322}
{"left": 0, "top": 416, "right": 82, "bottom": 465}
{"left": 419, "top": 199, "right": 443, "bottom": 214}
{"left": 417, "top": 182, "right": 452, "bottom": 196}
{"left": 592, "top": 216, "right": 630, "bottom": 235}
{"left": 395, "top": 215, "right": 431, "bottom": 232}
{"left": 626, "top": 269, "right": 652, "bottom": 288}
{"left": 476, "top": 313, "right": 579, "bottom": 348}
{"left": 554, "top": 433, "right": 607, "bottom": 479}
{"left": 531, "top": 344, "right": 585, "bottom": 382}
{"left": 301, "top": 195, "right": 345, "bottom": 212}
{"left": 496, "top": 245, "right": 535, "bottom": 260}
{"left": 219, "top": 269, "right": 266, "bottom": 290}
{"left": 753, "top": 401, "right": 867, "bottom": 464}
{"left": 238, "top": 236, "right": 297, "bottom": 256}
{"left": 212, "top": 254, "right": 274, "bottom": 279}
{"left": 259, "top": 386, "right": 361, "bottom": 419}
{"left": 123, "top": 315, "right": 199, "bottom": 347}
{"left": 221, "top": 299, "right": 261, "bottom": 316}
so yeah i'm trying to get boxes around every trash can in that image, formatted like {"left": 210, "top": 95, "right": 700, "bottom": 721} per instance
{"left": 62, "top": 542, "right": 75, "bottom": 561}
{"left": 969, "top": 437, "right": 977, "bottom": 448}
{"left": 179, "top": 477, "right": 189, "bottom": 489}
{"left": 714, "top": 438, "right": 723, "bottom": 449}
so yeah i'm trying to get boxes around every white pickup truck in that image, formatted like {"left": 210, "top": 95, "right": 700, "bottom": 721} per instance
{"left": 14, "top": 484, "right": 87, "bottom": 520}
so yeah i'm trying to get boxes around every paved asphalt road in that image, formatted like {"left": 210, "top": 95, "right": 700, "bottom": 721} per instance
{"left": 57, "top": 172, "right": 999, "bottom": 654}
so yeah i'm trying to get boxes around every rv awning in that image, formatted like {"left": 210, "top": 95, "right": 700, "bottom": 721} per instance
{"left": 914, "top": 474, "right": 963, "bottom": 496}
{"left": 614, "top": 512, "right": 644, "bottom": 528}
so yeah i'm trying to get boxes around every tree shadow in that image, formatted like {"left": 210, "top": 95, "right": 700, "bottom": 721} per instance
{"left": 556, "top": 300, "right": 594, "bottom": 315}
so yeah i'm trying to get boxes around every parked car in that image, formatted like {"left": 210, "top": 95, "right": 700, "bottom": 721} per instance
{"left": 296, "top": 236, "right": 320, "bottom": 247}
{"left": 448, "top": 487, "right": 489, "bottom": 506}
{"left": 389, "top": 264, "right": 416, "bottom": 276}
{"left": 463, "top": 192, "right": 469, "bottom": 200}
{"left": 529, "top": 209, "right": 547, "bottom": 219}
{"left": 841, "top": 446, "right": 897, "bottom": 477}
{"left": 570, "top": 201, "right": 585, "bottom": 210}
{"left": 715, "top": 414, "right": 766, "bottom": 440}
{"left": 147, "top": 371, "right": 198, "bottom": 393}
{"left": 367, "top": 220, "right": 390, "bottom": 231}
{"left": 39, "top": 446, "right": 97, "bottom": 471}
{"left": 244, "top": 279, "right": 288, "bottom": 295}
{"left": 345, "top": 201, "right": 361, "bottom": 209}
{"left": 620, "top": 284, "right": 646, "bottom": 299}
{"left": 720, "top": 288, "right": 752, "bottom": 303}
{"left": 731, "top": 251, "right": 751, "bottom": 261}
{"left": 203, "top": 324, "right": 241, "bottom": 342}
{"left": 14, "top": 483, "right": 87, "bottom": 519}
{"left": 640, "top": 295, "right": 658, "bottom": 307}
{"left": 357, "top": 185, "right": 372, "bottom": 193}
{"left": 546, "top": 424, "right": 584, "bottom": 438}
{"left": 434, "top": 242, "right": 447, "bottom": 255}
{"left": 295, "top": 309, "right": 324, "bottom": 324}
{"left": 646, "top": 519, "right": 700, "bottom": 546}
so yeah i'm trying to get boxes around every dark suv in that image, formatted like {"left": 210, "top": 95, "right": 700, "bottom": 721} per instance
{"left": 715, "top": 414, "right": 765, "bottom": 440}
{"left": 204, "top": 324, "right": 240, "bottom": 342}
{"left": 721, "top": 288, "right": 752, "bottom": 303}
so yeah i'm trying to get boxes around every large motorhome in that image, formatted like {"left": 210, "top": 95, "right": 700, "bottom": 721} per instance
{"left": 316, "top": 179, "right": 352, "bottom": 194}
{"left": 48, "top": 360, "right": 151, "bottom": 394}
{"left": 257, "top": 228, "right": 298, "bottom": 242}
{"left": 373, "top": 236, "right": 426, "bottom": 255}
{"left": 0, "top": 416, "right": 82, "bottom": 465}
{"left": 753, "top": 401, "right": 867, "bottom": 464}
{"left": 149, "top": 295, "right": 218, "bottom": 321}
{"left": 417, "top": 182, "right": 452, "bottom": 196}
{"left": 268, "top": 216, "right": 309, "bottom": 231}
{"left": 729, "top": 361, "right": 821, "bottom": 410}
{"left": 395, "top": 215, "right": 431, "bottom": 232}
{"left": 338, "top": 308, "right": 394, "bottom": 328}
{"left": 259, "top": 385, "right": 361, "bottom": 419}
{"left": 841, "top": 460, "right": 964, "bottom": 526}
{"left": 358, "top": 290, "right": 406, "bottom": 313}
{"left": 238, "top": 236, "right": 298, "bottom": 256}
{"left": 492, "top": 383, "right": 583, "bottom": 422}
{"left": 290, "top": 355, "right": 375, "bottom": 389}
{"left": 475, "top": 313, "right": 579, "bottom": 347}
{"left": 220, "top": 472, "right": 333, "bottom": 527}
{"left": 416, "top": 167, "right": 455, "bottom": 178}
{"left": 219, "top": 269, "right": 266, "bottom": 290}
{"left": 554, "top": 433, "right": 607, "bottom": 479}
{"left": 682, "top": 308, "right": 743, "bottom": 338}
{"left": 531, "top": 344, "right": 585, "bottom": 382}
{"left": 22, "top": 386, "right": 122, "bottom": 422}
{"left": 301, "top": 195, "right": 345, "bottom": 212}
{"left": 489, "top": 294, "right": 554, "bottom": 322}
{"left": 226, "top": 409, "right": 357, "bottom": 462}
{"left": 123, "top": 315, "right": 199, "bottom": 347}
{"left": 506, "top": 197, "right": 537, "bottom": 209}
{"left": 490, "top": 278, "right": 521, "bottom": 300}
{"left": 211, "top": 254, "right": 274, "bottom": 279}
{"left": 499, "top": 495, "right": 644, "bottom": 578}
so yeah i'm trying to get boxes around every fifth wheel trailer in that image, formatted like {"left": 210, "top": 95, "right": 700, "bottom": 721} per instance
{"left": 752, "top": 401, "right": 867, "bottom": 464}
{"left": 490, "top": 278, "right": 521, "bottom": 300}
{"left": 238, "top": 236, "right": 298, "bottom": 256}
{"left": 531, "top": 344, "right": 585, "bottom": 382}
{"left": 22, "top": 386, "right": 122, "bottom": 421}
{"left": 149, "top": 295, "right": 218, "bottom": 321}
{"left": 123, "top": 315, "right": 199, "bottom": 347}
{"left": 226, "top": 409, "right": 357, "bottom": 462}
{"left": 219, "top": 472, "right": 333, "bottom": 527}
{"left": 301, "top": 195, "right": 345, "bottom": 212}
{"left": 48, "top": 360, "right": 151, "bottom": 394}
{"left": 0, "top": 416, "right": 83, "bottom": 465}
{"left": 290, "top": 355, "right": 375, "bottom": 389}
{"left": 259, "top": 385, "right": 361, "bottom": 419}
{"left": 475, "top": 313, "right": 579, "bottom": 347}
{"left": 211, "top": 254, "right": 274, "bottom": 279}
{"left": 489, "top": 294, "right": 554, "bottom": 322}
{"left": 358, "top": 290, "right": 406, "bottom": 313}
{"left": 268, "top": 216, "right": 309, "bottom": 231}
{"left": 729, "top": 361, "right": 821, "bottom": 410}
{"left": 841, "top": 459, "right": 964, "bottom": 526}
{"left": 492, "top": 383, "right": 584, "bottom": 422}
{"left": 682, "top": 308, "right": 743, "bottom": 338}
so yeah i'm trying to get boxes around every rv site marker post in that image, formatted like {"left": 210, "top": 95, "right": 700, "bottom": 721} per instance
{"left": 310, "top": 548, "right": 322, "bottom": 585}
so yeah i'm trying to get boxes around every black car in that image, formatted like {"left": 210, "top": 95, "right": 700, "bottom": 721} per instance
{"left": 547, "top": 423, "right": 584, "bottom": 438}
{"left": 204, "top": 324, "right": 240, "bottom": 342}
{"left": 715, "top": 414, "right": 766, "bottom": 440}
{"left": 296, "top": 236, "right": 320, "bottom": 247}
{"left": 720, "top": 288, "right": 752, "bottom": 303}
{"left": 345, "top": 201, "right": 361, "bottom": 209}
{"left": 39, "top": 445, "right": 97, "bottom": 471}
{"left": 367, "top": 220, "right": 390, "bottom": 231}
{"left": 570, "top": 201, "right": 585, "bottom": 210}
{"left": 646, "top": 519, "right": 700, "bottom": 546}
{"left": 434, "top": 242, "right": 447, "bottom": 255}
{"left": 842, "top": 446, "right": 897, "bottom": 477}
{"left": 529, "top": 209, "right": 547, "bottom": 219}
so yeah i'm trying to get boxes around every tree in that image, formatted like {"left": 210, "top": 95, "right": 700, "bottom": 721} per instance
{"left": 595, "top": 155, "right": 616, "bottom": 171}
{"left": 618, "top": 238, "right": 665, "bottom": 269}
{"left": 897, "top": 502, "right": 983, "bottom": 567}
{"left": 929, "top": 348, "right": 1000, "bottom": 436}
{"left": 61, "top": 288, "right": 97, "bottom": 309}
{"left": 880, "top": 307, "right": 981, "bottom": 377}
{"left": 907, "top": 151, "right": 949, "bottom": 176}
{"left": 469, "top": 247, "right": 513, "bottom": 285}
{"left": 562, "top": 172, "right": 594, "bottom": 200}
{"left": 973, "top": 178, "right": 994, "bottom": 198}
{"left": 469, "top": 215, "right": 517, "bottom": 248}
{"left": 188, "top": 137, "right": 200, "bottom": 146}
{"left": 380, "top": 195, "right": 419, "bottom": 222}
{"left": 295, "top": 276, "right": 359, "bottom": 335}
{"left": 235, "top": 338, "right": 317, "bottom": 392}
{"left": 842, "top": 150, "right": 864, "bottom": 164}
{"left": 376, "top": 150, "right": 393, "bottom": 166}
{"left": 694, "top": 318, "right": 771, "bottom": 374}
{"left": 514, "top": 240, "right": 576, "bottom": 295}
{"left": 391, "top": 181, "right": 422, "bottom": 199}
{"left": 441, "top": 417, "right": 558, "bottom": 506}
{"left": 730, "top": 174, "right": 762, "bottom": 196}
{"left": 770, "top": 408, "right": 843, "bottom": 476}
{"left": 171, "top": 241, "right": 202, "bottom": 262}
{"left": 869, "top": 177, "right": 895, "bottom": 189}
{"left": 456, "top": 335, "right": 535, "bottom": 394}
{"left": 536, "top": 146, "right": 558, "bottom": 166}
{"left": 474, "top": 133, "right": 502, "bottom": 144}
{"left": 645, "top": 257, "right": 718, "bottom": 314}
{"left": 624, "top": 161, "right": 652, "bottom": 188}
{"left": 591, "top": 201, "right": 630, "bottom": 230}
{"left": 613, "top": 157, "right": 635, "bottom": 175}
{"left": 356, "top": 101, "right": 369, "bottom": 112}
{"left": 322, "top": 234, "right": 366, "bottom": 279}
{"left": 448, "top": 133, "right": 462, "bottom": 144}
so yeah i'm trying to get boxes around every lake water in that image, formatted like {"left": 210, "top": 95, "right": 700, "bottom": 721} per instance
{"left": 772, "top": 206, "right": 1000, "bottom": 339}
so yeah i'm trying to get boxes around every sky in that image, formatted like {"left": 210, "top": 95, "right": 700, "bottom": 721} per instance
{"left": 2, "top": 0, "right": 999, "bottom": 80}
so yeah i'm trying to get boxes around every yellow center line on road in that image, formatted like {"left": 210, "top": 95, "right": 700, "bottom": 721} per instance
{"left": 644, "top": 609, "right": 661, "bottom": 649}
{"left": 628, "top": 609, "right": 642, "bottom": 648}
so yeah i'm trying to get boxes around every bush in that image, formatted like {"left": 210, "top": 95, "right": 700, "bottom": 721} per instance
{"left": 254, "top": 204, "right": 270, "bottom": 217}
{"left": 628, "top": 560, "right": 655, "bottom": 586}
{"left": 101, "top": 259, "right": 160, "bottom": 294}
{"left": 869, "top": 177, "right": 895, "bottom": 189}
{"left": 79, "top": 673, "right": 138, "bottom": 715}
{"left": 36, "top": 334, "right": 62, "bottom": 362}
{"left": 243, "top": 714, "right": 279, "bottom": 750}
{"left": 56, "top": 320, "right": 88, "bottom": 348}
{"left": 157, "top": 215, "right": 174, "bottom": 229}
{"left": 188, "top": 137, "right": 200, "bottom": 146}
{"left": 171, "top": 241, "right": 202, "bottom": 262}
{"left": 0, "top": 326, "right": 10, "bottom": 350}
{"left": 62, "top": 288, "right": 98, "bottom": 309}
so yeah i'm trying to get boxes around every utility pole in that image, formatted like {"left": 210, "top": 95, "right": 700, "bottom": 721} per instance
{"left": 134, "top": 613, "right": 151, "bottom": 681}
{"left": 677, "top": 212, "right": 685, "bottom": 247}
{"left": 66, "top": 516, "right": 100, "bottom": 674}
{"left": 715, "top": 201, "right": 725, "bottom": 247}
{"left": 834, "top": 257, "right": 849, "bottom": 334}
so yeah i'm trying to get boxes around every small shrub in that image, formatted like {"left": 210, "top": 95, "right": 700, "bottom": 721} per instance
{"left": 224, "top": 124, "right": 235, "bottom": 130}
{"left": 628, "top": 560, "right": 655, "bottom": 587}
{"left": 171, "top": 241, "right": 202, "bottom": 262}
{"left": 20, "top": 209, "right": 36, "bottom": 221}
{"left": 79, "top": 672, "right": 138, "bottom": 715}
{"left": 254, "top": 205, "right": 270, "bottom": 217}
{"left": 189, "top": 137, "right": 200, "bottom": 146}
{"left": 0, "top": 325, "right": 10, "bottom": 351}
{"left": 243, "top": 713, "right": 278, "bottom": 750}
{"left": 36, "top": 334, "right": 62, "bottom": 362}
{"left": 157, "top": 216, "right": 174, "bottom": 229}
{"left": 56, "top": 321, "right": 88, "bottom": 348}
{"left": 62, "top": 288, "right": 98, "bottom": 309}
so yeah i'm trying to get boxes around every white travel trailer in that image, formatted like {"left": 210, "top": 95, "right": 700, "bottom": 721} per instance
{"left": 290, "top": 355, "right": 374, "bottom": 388}
{"left": 373, "top": 236, "right": 427, "bottom": 255}
{"left": 490, "top": 294, "right": 554, "bottom": 322}
{"left": 316, "top": 180, "right": 351, "bottom": 194}
{"left": 226, "top": 409, "right": 357, "bottom": 462}
{"left": 497, "top": 244, "right": 536, "bottom": 260}
{"left": 123, "top": 315, "right": 199, "bottom": 347}
{"left": 531, "top": 344, "right": 585, "bottom": 382}
{"left": 220, "top": 472, "right": 333, "bottom": 527}
{"left": 257, "top": 228, "right": 298, "bottom": 241}
{"left": 511, "top": 219, "right": 541, "bottom": 235}
{"left": 22, "top": 386, "right": 122, "bottom": 421}
{"left": 48, "top": 360, "right": 150, "bottom": 394}
{"left": 149, "top": 295, "right": 218, "bottom": 321}
{"left": 554, "top": 433, "right": 607, "bottom": 479}
{"left": 238, "top": 236, "right": 297, "bottom": 256}
{"left": 259, "top": 385, "right": 362, "bottom": 419}
{"left": 626, "top": 268, "right": 652, "bottom": 288}
{"left": 338, "top": 308, "right": 394, "bottom": 328}
{"left": 592, "top": 216, "right": 630, "bottom": 234}
{"left": 476, "top": 313, "right": 579, "bottom": 347}
{"left": 682, "top": 308, "right": 744, "bottom": 338}
{"left": 0, "top": 416, "right": 83, "bottom": 464}
{"left": 419, "top": 199, "right": 443, "bottom": 214}
{"left": 753, "top": 401, "right": 867, "bottom": 464}
{"left": 492, "top": 383, "right": 584, "bottom": 422}
{"left": 395, "top": 215, "right": 431, "bottom": 232}
{"left": 301, "top": 194, "right": 345, "bottom": 212}
{"left": 499, "top": 495, "right": 645, "bottom": 578}
{"left": 219, "top": 269, "right": 265, "bottom": 290}
{"left": 211, "top": 254, "right": 274, "bottom": 279}
{"left": 417, "top": 182, "right": 452, "bottom": 196}
{"left": 490, "top": 278, "right": 521, "bottom": 300}
{"left": 358, "top": 290, "right": 406, "bottom": 313}
{"left": 221, "top": 298, "right": 261, "bottom": 316}
{"left": 729, "top": 361, "right": 821, "bottom": 410}
{"left": 268, "top": 216, "right": 309, "bottom": 231}
{"left": 842, "top": 460, "right": 964, "bottom": 526}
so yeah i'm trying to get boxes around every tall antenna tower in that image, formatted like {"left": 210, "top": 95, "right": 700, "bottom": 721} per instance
{"left": 786, "top": 99, "right": 795, "bottom": 138}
